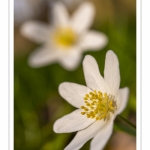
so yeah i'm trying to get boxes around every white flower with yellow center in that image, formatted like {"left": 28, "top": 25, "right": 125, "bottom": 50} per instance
{"left": 53, "top": 50, "right": 129, "bottom": 150}
{"left": 20, "top": 2, "right": 108, "bottom": 70}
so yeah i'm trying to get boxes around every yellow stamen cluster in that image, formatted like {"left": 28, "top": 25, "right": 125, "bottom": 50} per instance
{"left": 52, "top": 27, "right": 77, "bottom": 49}
{"left": 81, "top": 90, "right": 117, "bottom": 121}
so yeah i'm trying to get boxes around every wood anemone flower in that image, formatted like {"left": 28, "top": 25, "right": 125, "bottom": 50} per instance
{"left": 53, "top": 50, "right": 129, "bottom": 150}
{"left": 20, "top": 2, "right": 108, "bottom": 70}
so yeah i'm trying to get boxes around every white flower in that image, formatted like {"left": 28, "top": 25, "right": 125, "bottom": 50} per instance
{"left": 20, "top": 2, "right": 108, "bottom": 70}
{"left": 53, "top": 50, "right": 129, "bottom": 150}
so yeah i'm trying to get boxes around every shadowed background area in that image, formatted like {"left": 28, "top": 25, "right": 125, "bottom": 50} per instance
{"left": 14, "top": 0, "right": 136, "bottom": 149}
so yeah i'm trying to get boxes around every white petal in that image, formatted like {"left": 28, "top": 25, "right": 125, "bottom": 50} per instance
{"left": 53, "top": 109, "right": 94, "bottom": 133}
{"left": 117, "top": 87, "right": 129, "bottom": 115}
{"left": 78, "top": 31, "right": 108, "bottom": 51}
{"left": 83, "top": 55, "right": 109, "bottom": 93}
{"left": 59, "top": 82, "right": 92, "bottom": 108}
{"left": 58, "top": 48, "right": 82, "bottom": 71}
{"left": 64, "top": 121, "right": 106, "bottom": 150}
{"left": 52, "top": 2, "right": 69, "bottom": 27}
{"left": 20, "top": 21, "right": 49, "bottom": 43}
{"left": 71, "top": 2, "right": 95, "bottom": 34}
{"left": 104, "top": 50, "right": 120, "bottom": 95}
{"left": 90, "top": 119, "right": 113, "bottom": 150}
{"left": 28, "top": 47, "right": 58, "bottom": 67}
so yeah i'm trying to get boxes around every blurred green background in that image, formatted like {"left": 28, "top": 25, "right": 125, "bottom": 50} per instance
{"left": 14, "top": 0, "right": 136, "bottom": 149}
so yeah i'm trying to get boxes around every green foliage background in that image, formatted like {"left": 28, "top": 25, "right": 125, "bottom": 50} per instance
{"left": 14, "top": 0, "right": 136, "bottom": 149}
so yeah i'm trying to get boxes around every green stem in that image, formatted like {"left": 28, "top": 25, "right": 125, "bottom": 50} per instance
{"left": 117, "top": 115, "right": 136, "bottom": 130}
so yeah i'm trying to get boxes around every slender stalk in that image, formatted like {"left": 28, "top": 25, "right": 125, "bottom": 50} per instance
{"left": 117, "top": 115, "right": 136, "bottom": 130}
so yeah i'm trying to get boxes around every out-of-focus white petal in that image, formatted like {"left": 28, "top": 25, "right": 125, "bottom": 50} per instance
{"left": 52, "top": 2, "right": 69, "bottom": 27}
{"left": 83, "top": 55, "right": 109, "bottom": 93}
{"left": 64, "top": 121, "right": 106, "bottom": 150}
{"left": 28, "top": 47, "right": 58, "bottom": 67}
{"left": 117, "top": 87, "right": 129, "bottom": 115}
{"left": 20, "top": 21, "right": 49, "bottom": 43}
{"left": 59, "top": 82, "right": 92, "bottom": 108}
{"left": 71, "top": 2, "right": 95, "bottom": 34}
{"left": 53, "top": 109, "right": 94, "bottom": 133}
{"left": 104, "top": 50, "right": 120, "bottom": 95}
{"left": 78, "top": 31, "right": 108, "bottom": 51}
{"left": 90, "top": 119, "right": 113, "bottom": 150}
{"left": 58, "top": 48, "right": 82, "bottom": 71}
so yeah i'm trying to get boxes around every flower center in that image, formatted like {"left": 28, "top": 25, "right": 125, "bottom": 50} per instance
{"left": 81, "top": 90, "right": 117, "bottom": 121}
{"left": 52, "top": 27, "right": 77, "bottom": 49}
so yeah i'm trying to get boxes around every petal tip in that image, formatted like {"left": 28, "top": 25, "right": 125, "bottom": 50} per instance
{"left": 81, "top": 1, "right": 95, "bottom": 11}
{"left": 27, "top": 54, "right": 40, "bottom": 68}
{"left": 83, "top": 55, "right": 97, "bottom": 69}
{"left": 96, "top": 33, "right": 109, "bottom": 50}
{"left": 81, "top": 1, "right": 95, "bottom": 18}
{"left": 107, "top": 50, "right": 115, "bottom": 55}
{"left": 28, "top": 56, "right": 37, "bottom": 68}
{"left": 83, "top": 55, "right": 94, "bottom": 63}
{"left": 125, "top": 87, "right": 130, "bottom": 96}
{"left": 53, "top": 120, "right": 60, "bottom": 133}
{"left": 58, "top": 82, "right": 71, "bottom": 98}
{"left": 20, "top": 21, "right": 36, "bottom": 37}
{"left": 100, "top": 32, "right": 109, "bottom": 43}
{"left": 106, "top": 50, "right": 118, "bottom": 58}
{"left": 58, "top": 82, "right": 67, "bottom": 91}
{"left": 106, "top": 50, "right": 119, "bottom": 65}
{"left": 20, "top": 22, "right": 29, "bottom": 37}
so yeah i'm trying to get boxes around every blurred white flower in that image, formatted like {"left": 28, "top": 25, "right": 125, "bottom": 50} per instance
{"left": 53, "top": 50, "right": 129, "bottom": 150}
{"left": 21, "top": 1, "right": 108, "bottom": 70}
